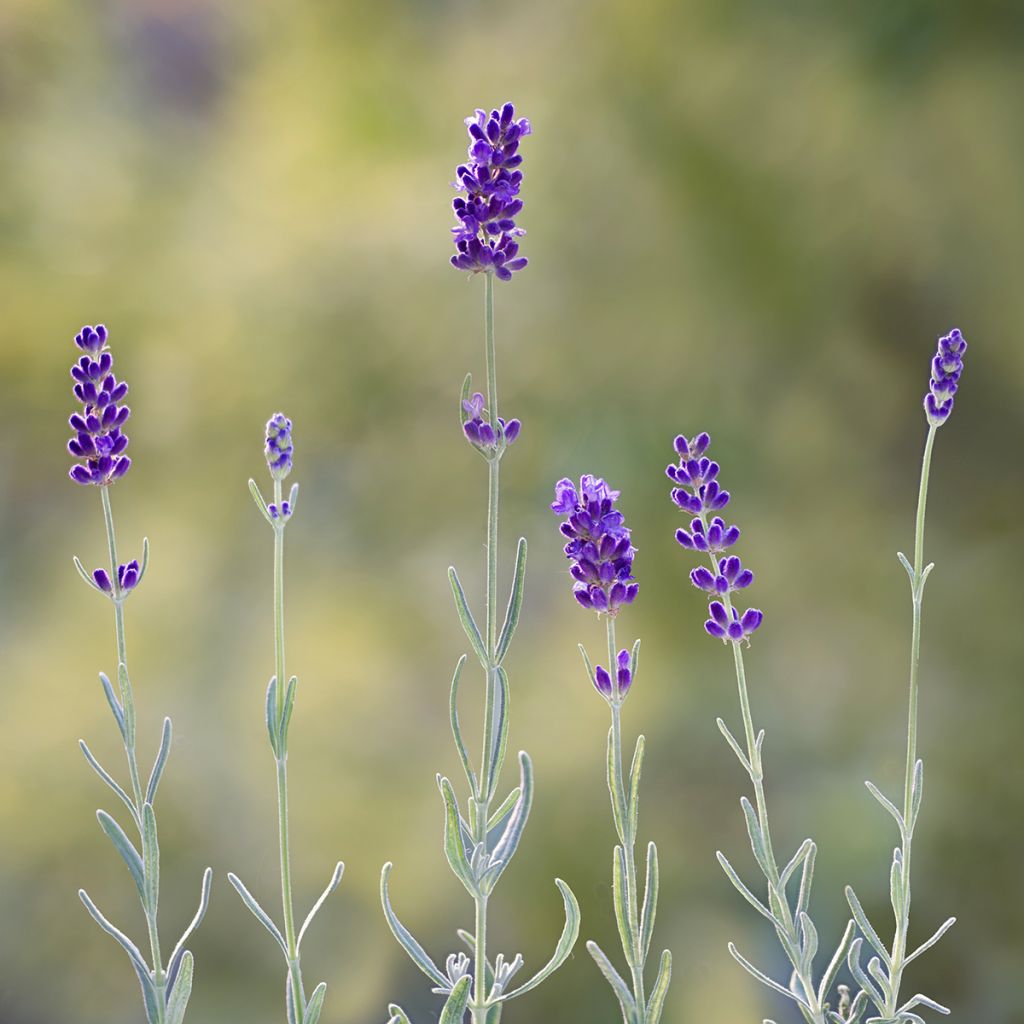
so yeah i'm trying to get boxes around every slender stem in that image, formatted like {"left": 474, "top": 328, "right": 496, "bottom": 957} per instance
{"left": 886, "top": 424, "right": 938, "bottom": 1011}
{"left": 606, "top": 616, "right": 646, "bottom": 1018}
{"left": 699, "top": 523, "right": 823, "bottom": 1020}
{"left": 272, "top": 477, "right": 305, "bottom": 1022}
{"left": 99, "top": 486, "right": 166, "bottom": 1019}
{"left": 472, "top": 271, "right": 499, "bottom": 1024}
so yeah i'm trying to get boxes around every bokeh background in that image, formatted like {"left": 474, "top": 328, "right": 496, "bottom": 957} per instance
{"left": 1, "top": 1, "right": 1022, "bottom": 1022}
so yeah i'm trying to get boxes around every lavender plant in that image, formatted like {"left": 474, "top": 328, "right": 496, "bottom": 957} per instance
{"left": 228, "top": 414, "right": 344, "bottom": 1024}
{"left": 380, "top": 103, "right": 580, "bottom": 1024}
{"left": 550, "top": 476, "right": 672, "bottom": 1024}
{"left": 841, "top": 330, "right": 966, "bottom": 1024}
{"left": 668, "top": 431, "right": 858, "bottom": 1024}
{"left": 68, "top": 324, "right": 212, "bottom": 1024}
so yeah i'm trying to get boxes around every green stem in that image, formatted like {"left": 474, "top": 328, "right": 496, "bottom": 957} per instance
{"left": 99, "top": 486, "right": 166, "bottom": 1020}
{"left": 272, "top": 478, "right": 305, "bottom": 1022}
{"left": 472, "top": 272, "right": 499, "bottom": 1024}
{"left": 699, "top": 522, "right": 822, "bottom": 1020}
{"left": 605, "top": 616, "right": 646, "bottom": 1018}
{"left": 886, "top": 423, "right": 938, "bottom": 1012}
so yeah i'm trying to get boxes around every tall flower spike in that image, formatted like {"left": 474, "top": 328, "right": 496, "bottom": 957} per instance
{"left": 924, "top": 327, "right": 967, "bottom": 426}
{"left": 668, "top": 432, "right": 852, "bottom": 1023}
{"left": 451, "top": 102, "right": 531, "bottom": 281}
{"left": 551, "top": 475, "right": 639, "bottom": 615}
{"left": 67, "top": 324, "right": 131, "bottom": 485}
{"left": 667, "top": 435, "right": 762, "bottom": 644}
{"left": 265, "top": 412, "right": 293, "bottom": 480}
{"left": 556, "top": 474, "right": 673, "bottom": 1018}
{"left": 70, "top": 323, "right": 212, "bottom": 1023}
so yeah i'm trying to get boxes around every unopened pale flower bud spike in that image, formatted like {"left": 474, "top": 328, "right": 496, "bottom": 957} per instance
{"left": 552, "top": 474, "right": 672, "bottom": 1023}
{"left": 229, "top": 415, "right": 344, "bottom": 1024}
{"left": 668, "top": 431, "right": 852, "bottom": 1023}
{"left": 382, "top": 102, "right": 579, "bottom": 1024}
{"left": 66, "top": 324, "right": 212, "bottom": 1023}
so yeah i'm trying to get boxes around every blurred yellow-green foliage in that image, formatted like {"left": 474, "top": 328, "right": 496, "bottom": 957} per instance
{"left": 1, "top": 0, "right": 1022, "bottom": 1022}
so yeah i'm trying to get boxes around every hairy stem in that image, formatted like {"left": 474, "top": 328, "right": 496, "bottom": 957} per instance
{"left": 606, "top": 615, "right": 646, "bottom": 1017}
{"left": 472, "top": 271, "right": 499, "bottom": 1024}
{"left": 100, "top": 486, "right": 166, "bottom": 1020}
{"left": 886, "top": 423, "right": 938, "bottom": 1012}
{"left": 273, "top": 477, "right": 305, "bottom": 1022}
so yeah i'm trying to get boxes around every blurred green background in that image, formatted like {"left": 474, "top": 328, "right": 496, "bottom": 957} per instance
{"left": 1, "top": 0, "right": 1021, "bottom": 1021}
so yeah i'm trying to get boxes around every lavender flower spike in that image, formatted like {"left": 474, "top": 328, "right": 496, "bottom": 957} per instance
{"left": 265, "top": 412, "right": 294, "bottom": 480}
{"left": 667, "top": 435, "right": 761, "bottom": 644}
{"left": 462, "top": 390, "right": 521, "bottom": 454}
{"left": 67, "top": 324, "right": 131, "bottom": 485}
{"left": 451, "top": 102, "right": 531, "bottom": 281}
{"left": 924, "top": 327, "right": 967, "bottom": 426}
{"left": 551, "top": 475, "right": 639, "bottom": 615}
{"left": 556, "top": 473, "right": 672, "bottom": 1019}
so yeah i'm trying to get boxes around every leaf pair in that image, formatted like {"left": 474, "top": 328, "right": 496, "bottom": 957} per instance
{"left": 266, "top": 674, "right": 298, "bottom": 758}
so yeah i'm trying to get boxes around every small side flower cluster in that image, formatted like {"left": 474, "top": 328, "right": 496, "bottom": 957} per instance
{"left": 462, "top": 391, "right": 520, "bottom": 454}
{"left": 668, "top": 434, "right": 763, "bottom": 644}
{"left": 593, "top": 649, "right": 632, "bottom": 700}
{"left": 265, "top": 413, "right": 293, "bottom": 480}
{"left": 67, "top": 325, "right": 131, "bottom": 485}
{"left": 92, "top": 560, "right": 140, "bottom": 596}
{"left": 451, "top": 102, "right": 531, "bottom": 281}
{"left": 551, "top": 475, "right": 639, "bottom": 615}
{"left": 924, "top": 328, "right": 967, "bottom": 426}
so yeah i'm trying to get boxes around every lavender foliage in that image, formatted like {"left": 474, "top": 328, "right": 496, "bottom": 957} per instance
{"left": 67, "top": 324, "right": 131, "bottom": 486}
{"left": 451, "top": 102, "right": 531, "bottom": 281}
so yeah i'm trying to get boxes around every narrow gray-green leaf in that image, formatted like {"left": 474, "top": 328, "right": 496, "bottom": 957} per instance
{"left": 905, "top": 917, "right": 956, "bottom": 966}
{"left": 168, "top": 867, "right": 213, "bottom": 992}
{"left": 80, "top": 741, "right": 137, "bottom": 825}
{"left": 627, "top": 735, "right": 645, "bottom": 844}
{"left": 486, "top": 787, "right": 520, "bottom": 834}
{"left": 629, "top": 637, "right": 641, "bottom": 680}
{"left": 579, "top": 644, "right": 595, "bottom": 684}
{"left": 867, "top": 955, "right": 892, "bottom": 1004}
{"left": 139, "top": 536, "right": 151, "bottom": 582}
{"left": 298, "top": 862, "right": 344, "bottom": 950}
{"left": 817, "top": 919, "right": 855, "bottom": 1005}
{"left": 439, "top": 975, "right": 473, "bottom": 1024}
{"left": 780, "top": 839, "right": 814, "bottom": 889}
{"left": 890, "top": 851, "right": 904, "bottom": 921}
{"left": 488, "top": 751, "right": 533, "bottom": 881}
{"left": 249, "top": 478, "right": 274, "bottom": 525}
{"left": 117, "top": 663, "right": 136, "bottom": 747}
{"left": 380, "top": 863, "right": 449, "bottom": 988}
{"left": 798, "top": 911, "right": 818, "bottom": 977}
{"left": 865, "top": 780, "right": 906, "bottom": 838}
{"left": 449, "top": 566, "right": 489, "bottom": 668}
{"left": 585, "top": 940, "right": 636, "bottom": 1023}
{"left": 717, "top": 851, "right": 773, "bottom": 921}
{"left": 146, "top": 718, "right": 172, "bottom": 806}
{"left": 612, "top": 845, "right": 635, "bottom": 969}
{"left": 387, "top": 1005, "right": 412, "bottom": 1024}
{"left": 844, "top": 886, "right": 891, "bottom": 966}
{"left": 98, "top": 672, "right": 126, "bottom": 739}
{"left": 846, "top": 938, "right": 885, "bottom": 1013}
{"left": 265, "top": 676, "right": 281, "bottom": 756}
{"left": 280, "top": 675, "right": 298, "bottom": 749}
{"left": 909, "top": 758, "right": 924, "bottom": 830}
{"left": 495, "top": 538, "right": 526, "bottom": 664}
{"left": 607, "top": 726, "right": 627, "bottom": 843}
{"left": 502, "top": 879, "right": 580, "bottom": 1000}
{"left": 741, "top": 797, "right": 772, "bottom": 878}
{"left": 96, "top": 810, "right": 146, "bottom": 903}
{"left": 899, "top": 993, "right": 950, "bottom": 1015}
{"left": 439, "top": 777, "right": 476, "bottom": 894}
{"left": 728, "top": 943, "right": 811, "bottom": 1009}
{"left": 717, "top": 718, "right": 752, "bottom": 775}
{"left": 447, "top": 655, "right": 476, "bottom": 793}
{"left": 645, "top": 949, "right": 673, "bottom": 1024}
{"left": 459, "top": 373, "right": 473, "bottom": 424}
{"left": 165, "top": 950, "right": 194, "bottom": 1024}
{"left": 797, "top": 840, "right": 817, "bottom": 918}
{"left": 228, "top": 872, "right": 287, "bottom": 955}
{"left": 304, "top": 982, "right": 327, "bottom": 1024}
{"left": 79, "top": 889, "right": 159, "bottom": 1023}
{"left": 640, "top": 841, "right": 659, "bottom": 965}
{"left": 74, "top": 554, "right": 105, "bottom": 593}
{"left": 141, "top": 802, "right": 159, "bottom": 916}
{"left": 487, "top": 667, "right": 511, "bottom": 800}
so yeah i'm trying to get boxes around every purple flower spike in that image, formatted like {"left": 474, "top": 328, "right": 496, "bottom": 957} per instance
{"left": 67, "top": 324, "right": 132, "bottom": 486}
{"left": 670, "top": 433, "right": 764, "bottom": 645}
{"left": 551, "top": 475, "right": 638, "bottom": 616}
{"left": 462, "top": 391, "right": 521, "bottom": 455}
{"left": 592, "top": 649, "right": 633, "bottom": 701}
{"left": 924, "top": 328, "right": 967, "bottom": 427}
{"left": 450, "top": 103, "right": 531, "bottom": 280}
{"left": 265, "top": 413, "right": 293, "bottom": 480}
